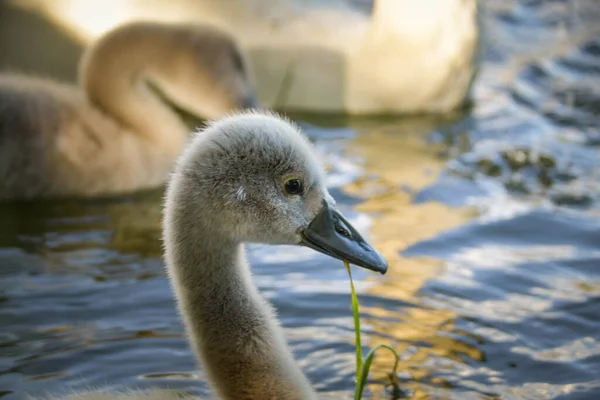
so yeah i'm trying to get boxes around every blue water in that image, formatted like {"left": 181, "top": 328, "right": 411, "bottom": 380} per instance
{"left": 1, "top": 1, "right": 600, "bottom": 399}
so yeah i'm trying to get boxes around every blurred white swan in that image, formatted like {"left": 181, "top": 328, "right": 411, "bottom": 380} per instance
{"left": 11, "top": 0, "right": 481, "bottom": 115}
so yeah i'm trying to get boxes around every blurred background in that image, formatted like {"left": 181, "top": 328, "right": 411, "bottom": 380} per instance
{"left": 1, "top": 0, "right": 600, "bottom": 399}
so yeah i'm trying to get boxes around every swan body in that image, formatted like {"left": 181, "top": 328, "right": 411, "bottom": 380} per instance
{"left": 0, "top": 21, "right": 256, "bottom": 201}
{"left": 32, "top": 111, "right": 388, "bottom": 400}
{"left": 206, "top": 0, "right": 482, "bottom": 114}
{"left": 16, "top": 0, "right": 481, "bottom": 114}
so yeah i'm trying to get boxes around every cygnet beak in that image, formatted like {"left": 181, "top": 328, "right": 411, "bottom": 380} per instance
{"left": 299, "top": 202, "right": 388, "bottom": 274}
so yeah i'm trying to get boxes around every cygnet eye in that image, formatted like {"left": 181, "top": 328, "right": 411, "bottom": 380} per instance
{"left": 284, "top": 178, "right": 304, "bottom": 196}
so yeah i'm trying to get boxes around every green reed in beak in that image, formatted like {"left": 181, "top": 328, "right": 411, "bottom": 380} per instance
{"left": 344, "top": 261, "right": 402, "bottom": 400}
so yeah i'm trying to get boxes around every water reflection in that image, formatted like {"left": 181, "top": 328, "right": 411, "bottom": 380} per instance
{"left": 0, "top": 191, "right": 165, "bottom": 280}
{"left": 334, "top": 118, "right": 480, "bottom": 398}
{"left": 402, "top": 207, "right": 600, "bottom": 399}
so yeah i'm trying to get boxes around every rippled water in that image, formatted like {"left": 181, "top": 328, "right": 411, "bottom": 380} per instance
{"left": 1, "top": 1, "right": 600, "bottom": 399}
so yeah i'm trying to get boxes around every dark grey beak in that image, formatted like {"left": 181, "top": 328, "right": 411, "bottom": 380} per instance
{"left": 299, "top": 202, "right": 388, "bottom": 274}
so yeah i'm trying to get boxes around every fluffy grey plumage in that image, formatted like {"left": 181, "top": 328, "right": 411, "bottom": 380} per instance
{"left": 163, "top": 111, "right": 326, "bottom": 399}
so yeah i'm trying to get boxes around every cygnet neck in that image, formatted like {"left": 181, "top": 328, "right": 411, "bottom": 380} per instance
{"left": 164, "top": 177, "right": 317, "bottom": 400}
{"left": 78, "top": 24, "right": 188, "bottom": 153}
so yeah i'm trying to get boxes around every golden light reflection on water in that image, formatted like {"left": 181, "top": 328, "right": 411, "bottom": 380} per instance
{"left": 342, "top": 118, "right": 480, "bottom": 398}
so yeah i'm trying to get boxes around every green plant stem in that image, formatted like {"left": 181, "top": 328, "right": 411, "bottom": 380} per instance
{"left": 356, "top": 344, "right": 401, "bottom": 399}
{"left": 344, "top": 261, "right": 401, "bottom": 400}
{"left": 344, "top": 261, "right": 363, "bottom": 385}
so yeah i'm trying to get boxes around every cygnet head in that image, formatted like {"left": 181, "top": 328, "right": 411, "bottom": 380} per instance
{"left": 167, "top": 111, "right": 387, "bottom": 273}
